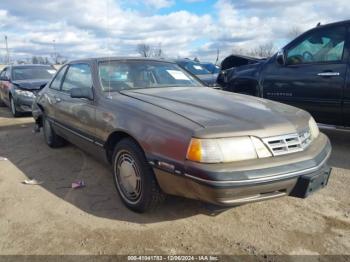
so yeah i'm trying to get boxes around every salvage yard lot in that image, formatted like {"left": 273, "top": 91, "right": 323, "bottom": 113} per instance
{"left": 0, "top": 107, "right": 349, "bottom": 255}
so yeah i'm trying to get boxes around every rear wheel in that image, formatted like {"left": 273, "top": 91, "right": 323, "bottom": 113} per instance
{"left": 43, "top": 115, "right": 65, "bottom": 148}
{"left": 112, "top": 138, "right": 165, "bottom": 212}
{"left": 10, "top": 96, "right": 21, "bottom": 117}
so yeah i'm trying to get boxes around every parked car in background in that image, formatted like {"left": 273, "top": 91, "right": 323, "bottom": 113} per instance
{"left": 175, "top": 59, "right": 219, "bottom": 87}
{"left": 200, "top": 62, "right": 221, "bottom": 74}
{"left": 0, "top": 65, "right": 56, "bottom": 116}
{"left": 220, "top": 54, "right": 265, "bottom": 71}
{"left": 218, "top": 20, "right": 350, "bottom": 127}
{"left": 33, "top": 57, "right": 331, "bottom": 213}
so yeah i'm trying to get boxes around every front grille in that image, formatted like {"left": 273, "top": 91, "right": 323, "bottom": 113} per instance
{"left": 262, "top": 130, "right": 312, "bottom": 156}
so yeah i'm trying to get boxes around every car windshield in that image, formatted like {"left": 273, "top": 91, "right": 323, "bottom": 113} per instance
{"left": 178, "top": 61, "right": 211, "bottom": 75}
{"left": 99, "top": 60, "right": 202, "bottom": 92}
{"left": 201, "top": 63, "right": 220, "bottom": 74}
{"left": 12, "top": 67, "right": 56, "bottom": 81}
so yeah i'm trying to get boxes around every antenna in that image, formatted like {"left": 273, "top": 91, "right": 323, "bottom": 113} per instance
{"left": 5, "top": 35, "right": 10, "bottom": 64}
{"left": 52, "top": 39, "right": 57, "bottom": 64}
{"left": 215, "top": 49, "right": 220, "bottom": 65}
{"left": 106, "top": 0, "right": 112, "bottom": 99}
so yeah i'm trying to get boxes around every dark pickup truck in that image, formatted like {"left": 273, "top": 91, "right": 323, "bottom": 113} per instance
{"left": 218, "top": 20, "right": 350, "bottom": 127}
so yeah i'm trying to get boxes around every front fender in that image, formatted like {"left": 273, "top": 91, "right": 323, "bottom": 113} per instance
{"left": 32, "top": 99, "right": 43, "bottom": 125}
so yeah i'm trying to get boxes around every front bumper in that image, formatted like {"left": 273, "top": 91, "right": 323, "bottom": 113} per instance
{"left": 153, "top": 133, "right": 332, "bottom": 206}
{"left": 14, "top": 95, "right": 35, "bottom": 113}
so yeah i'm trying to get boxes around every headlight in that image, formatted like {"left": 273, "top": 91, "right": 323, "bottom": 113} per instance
{"left": 186, "top": 136, "right": 272, "bottom": 163}
{"left": 15, "top": 89, "right": 35, "bottom": 98}
{"left": 309, "top": 117, "right": 319, "bottom": 139}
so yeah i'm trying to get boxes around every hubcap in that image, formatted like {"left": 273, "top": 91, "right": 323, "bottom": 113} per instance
{"left": 115, "top": 152, "right": 142, "bottom": 203}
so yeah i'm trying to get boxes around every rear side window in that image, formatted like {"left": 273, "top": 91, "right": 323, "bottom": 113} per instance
{"left": 286, "top": 26, "right": 346, "bottom": 65}
{"left": 50, "top": 66, "right": 67, "bottom": 90}
{"left": 61, "top": 64, "right": 92, "bottom": 92}
{"left": 179, "top": 61, "right": 211, "bottom": 75}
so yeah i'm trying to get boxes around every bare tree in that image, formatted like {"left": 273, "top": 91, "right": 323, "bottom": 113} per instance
{"left": 137, "top": 43, "right": 165, "bottom": 58}
{"left": 137, "top": 43, "right": 152, "bottom": 57}
{"left": 50, "top": 52, "right": 67, "bottom": 64}
{"left": 31, "top": 56, "right": 52, "bottom": 64}
{"left": 232, "top": 45, "right": 251, "bottom": 56}
{"left": 31, "top": 56, "right": 39, "bottom": 64}
{"left": 152, "top": 43, "right": 163, "bottom": 57}
{"left": 287, "top": 26, "right": 302, "bottom": 40}
{"left": 248, "top": 42, "right": 275, "bottom": 58}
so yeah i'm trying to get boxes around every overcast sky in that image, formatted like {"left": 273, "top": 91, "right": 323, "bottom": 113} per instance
{"left": 0, "top": 0, "right": 349, "bottom": 63}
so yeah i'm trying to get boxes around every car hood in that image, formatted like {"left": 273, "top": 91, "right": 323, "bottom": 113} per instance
{"left": 196, "top": 74, "right": 218, "bottom": 86}
{"left": 120, "top": 87, "right": 310, "bottom": 138}
{"left": 220, "top": 54, "right": 266, "bottom": 69}
{"left": 12, "top": 79, "right": 49, "bottom": 90}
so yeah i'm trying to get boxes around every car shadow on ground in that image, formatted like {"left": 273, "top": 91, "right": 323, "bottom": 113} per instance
{"left": 0, "top": 112, "right": 229, "bottom": 223}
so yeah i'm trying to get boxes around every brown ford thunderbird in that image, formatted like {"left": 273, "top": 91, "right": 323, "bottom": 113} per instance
{"left": 32, "top": 58, "right": 332, "bottom": 212}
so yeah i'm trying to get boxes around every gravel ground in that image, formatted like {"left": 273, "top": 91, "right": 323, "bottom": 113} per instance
{"left": 0, "top": 107, "right": 349, "bottom": 256}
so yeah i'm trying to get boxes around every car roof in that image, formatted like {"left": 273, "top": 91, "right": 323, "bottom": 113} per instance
{"left": 10, "top": 64, "right": 53, "bottom": 69}
{"left": 170, "top": 58, "right": 201, "bottom": 64}
{"left": 315, "top": 19, "right": 350, "bottom": 29}
{"left": 68, "top": 57, "right": 177, "bottom": 64}
{"left": 201, "top": 62, "right": 217, "bottom": 65}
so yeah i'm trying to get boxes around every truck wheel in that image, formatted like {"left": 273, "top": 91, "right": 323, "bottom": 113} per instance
{"left": 112, "top": 138, "right": 165, "bottom": 213}
{"left": 10, "top": 96, "right": 21, "bottom": 117}
{"left": 43, "top": 115, "right": 65, "bottom": 148}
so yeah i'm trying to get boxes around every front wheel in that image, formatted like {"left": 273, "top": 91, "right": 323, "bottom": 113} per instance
{"left": 42, "top": 115, "right": 65, "bottom": 148}
{"left": 112, "top": 138, "right": 165, "bottom": 212}
{"left": 10, "top": 96, "right": 21, "bottom": 117}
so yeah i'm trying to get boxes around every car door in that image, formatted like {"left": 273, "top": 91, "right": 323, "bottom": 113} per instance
{"left": 262, "top": 24, "right": 348, "bottom": 125}
{"left": 44, "top": 65, "right": 68, "bottom": 122}
{"left": 0, "top": 69, "right": 5, "bottom": 102}
{"left": 344, "top": 37, "right": 350, "bottom": 127}
{"left": 53, "top": 63, "right": 97, "bottom": 149}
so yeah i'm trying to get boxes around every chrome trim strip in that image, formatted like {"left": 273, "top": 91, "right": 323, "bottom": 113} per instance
{"left": 94, "top": 141, "right": 104, "bottom": 147}
{"left": 184, "top": 149, "right": 331, "bottom": 186}
{"left": 318, "top": 123, "right": 350, "bottom": 132}
{"left": 262, "top": 130, "right": 311, "bottom": 156}
{"left": 53, "top": 121, "right": 94, "bottom": 143}
{"left": 219, "top": 191, "right": 287, "bottom": 204}
{"left": 317, "top": 72, "right": 340, "bottom": 76}
{"left": 53, "top": 121, "right": 105, "bottom": 147}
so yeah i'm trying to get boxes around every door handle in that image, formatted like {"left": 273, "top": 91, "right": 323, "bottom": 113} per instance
{"left": 54, "top": 96, "right": 61, "bottom": 103}
{"left": 317, "top": 72, "right": 340, "bottom": 77}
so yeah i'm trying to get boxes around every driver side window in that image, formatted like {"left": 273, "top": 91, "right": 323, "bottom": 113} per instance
{"left": 286, "top": 26, "right": 346, "bottom": 65}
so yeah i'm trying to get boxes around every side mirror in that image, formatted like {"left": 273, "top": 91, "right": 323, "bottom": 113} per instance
{"left": 70, "top": 87, "right": 93, "bottom": 100}
{"left": 276, "top": 50, "right": 286, "bottom": 66}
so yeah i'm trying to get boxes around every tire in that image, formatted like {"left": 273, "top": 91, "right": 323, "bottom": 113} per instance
{"left": 112, "top": 138, "right": 165, "bottom": 213}
{"left": 42, "top": 115, "right": 65, "bottom": 148}
{"left": 0, "top": 96, "right": 5, "bottom": 107}
{"left": 10, "top": 96, "right": 21, "bottom": 117}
